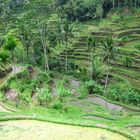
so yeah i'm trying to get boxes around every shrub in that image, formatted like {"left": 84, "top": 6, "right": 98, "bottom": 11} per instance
{"left": 20, "top": 89, "right": 32, "bottom": 103}
{"left": 77, "top": 80, "right": 104, "bottom": 98}
{"left": 85, "top": 80, "right": 104, "bottom": 95}
{"left": 108, "top": 84, "right": 140, "bottom": 106}
{"left": 123, "top": 56, "right": 133, "bottom": 67}
{"left": 38, "top": 73, "right": 51, "bottom": 83}
{"left": 135, "top": 44, "right": 140, "bottom": 51}
{"left": 121, "top": 89, "right": 140, "bottom": 105}
{"left": 52, "top": 100, "right": 63, "bottom": 110}
{"left": 74, "top": 66, "right": 89, "bottom": 81}
{"left": 59, "top": 0, "right": 96, "bottom": 21}
{"left": 0, "top": 91, "right": 4, "bottom": 101}
{"left": 16, "top": 69, "right": 29, "bottom": 79}
{"left": 56, "top": 80, "right": 71, "bottom": 100}
{"left": 77, "top": 84, "right": 88, "bottom": 98}
{"left": 36, "top": 87, "right": 52, "bottom": 106}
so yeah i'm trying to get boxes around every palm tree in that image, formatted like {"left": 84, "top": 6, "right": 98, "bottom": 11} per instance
{"left": 0, "top": 50, "right": 10, "bottom": 71}
{"left": 39, "top": 21, "right": 50, "bottom": 71}
{"left": 112, "top": 0, "right": 115, "bottom": 8}
{"left": 92, "top": 57, "right": 103, "bottom": 82}
{"left": 5, "top": 36, "right": 17, "bottom": 70}
{"left": 96, "top": 2, "right": 103, "bottom": 19}
{"left": 61, "top": 20, "right": 74, "bottom": 71}
{"left": 101, "top": 37, "right": 117, "bottom": 92}
{"left": 19, "top": 25, "right": 32, "bottom": 63}
{"left": 123, "top": 56, "right": 133, "bottom": 67}
{"left": 87, "top": 36, "right": 96, "bottom": 80}
{"left": 0, "top": 37, "right": 4, "bottom": 47}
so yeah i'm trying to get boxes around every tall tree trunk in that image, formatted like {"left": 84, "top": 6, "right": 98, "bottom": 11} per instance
{"left": 130, "top": 0, "right": 133, "bottom": 7}
{"left": 65, "top": 50, "right": 68, "bottom": 71}
{"left": 60, "top": 56, "right": 63, "bottom": 69}
{"left": 32, "top": 49, "right": 36, "bottom": 65}
{"left": 26, "top": 45, "right": 30, "bottom": 63}
{"left": 112, "top": 0, "right": 115, "bottom": 8}
{"left": 12, "top": 50, "right": 18, "bottom": 83}
{"left": 11, "top": 51, "right": 16, "bottom": 73}
{"left": 104, "top": 65, "right": 109, "bottom": 92}
{"left": 40, "top": 31, "right": 49, "bottom": 71}
{"left": 135, "top": 0, "right": 137, "bottom": 8}
{"left": 117, "top": 0, "right": 120, "bottom": 8}
{"left": 44, "top": 50, "right": 49, "bottom": 71}
{"left": 65, "top": 41, "right": 68, "bottom": 72}
{"left": 90, "top": 48, "right": 93, "bottom": 80}
{"left": 104, "top": 61, "right": 109, "bottom": 109}
{"left": 26, "top": 46, "right": 29, "bottom": 58}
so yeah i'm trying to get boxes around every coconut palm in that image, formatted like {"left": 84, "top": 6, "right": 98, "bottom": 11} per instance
{"left": 61, "top": 20, "right": 74, "bottom": 71}
{"left": 101, "top": 37, "right": 117, "bottom": 92}
{"left": 123, "top": 56, "right": 133, "bottom": 67}
{"left": 39, "top": 21, "right": 50, "bottom": 71}
{"left": 19, "top": 25, "right": 32, "bottom": 63}
{"left": 5, "top": 36, "right": 17, "bottom": 67}
{"left": 0, "top": 50, "right": 10, "bottom": 70}
{"left": 0, "top": 37, "right": 4, "bottom": 47}
{"left": 87, "top": 36, "right": 96, "bottom": 80}
{"left": 92, "top": 57, "right": 103, "bottom": 82}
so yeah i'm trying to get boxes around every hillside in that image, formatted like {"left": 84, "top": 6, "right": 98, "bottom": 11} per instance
{"left": 0, "top": 0, "right": 140, "bottom": 140}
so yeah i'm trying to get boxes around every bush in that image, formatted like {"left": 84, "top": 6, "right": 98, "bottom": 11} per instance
{"left": 85, "top": 80, "right": 104, "bottom": 95}
{"left": 59, "top": 0, "right": 96, "bottom": 21}
{"left": 77, "top": 80, "right": 104, "bottom": 98}
{"left": 74, "top": 66, "right": 89, "bottom": 81}
{"left": 56, "top": 80, "right": 71, "bottom": 100}
{"left": 16, "top": 69, "right": 29, "bottom": 79}
{"left": 38, "top": 73, "right": 51, "bottom": 83}
{"left": 20, "top": 89, "right": 32, "bottom": 103}
{"left": 36, "top": 87, "right": 52, "bottom": 106}
{"left": 108, "top": 84, "right": 140, "bottom": 106}
{"left": 123, "top": 56, "right": 133, "bottom": 67}
{"left": 52, "top": 100, "right": 63, "bottom": 110}
{"left": 77, "top": 84, "right": 88, "bottom": 98}
{"left": 135, "top": 44, "right": 140, "bottom": 51}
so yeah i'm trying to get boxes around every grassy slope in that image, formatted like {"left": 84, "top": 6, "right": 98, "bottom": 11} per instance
{"left": 0, "top": 96, "right": 139, "bottom": 140}
{"left": 0, "top": 70, "right": 140, "bottom": 139}
{"left": 0, "top": 3, "right": 140, "bottom": 140}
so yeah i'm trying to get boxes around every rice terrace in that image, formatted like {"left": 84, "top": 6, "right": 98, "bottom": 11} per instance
{"left": 0, "top": 0, "right": 140, "bottom": 140}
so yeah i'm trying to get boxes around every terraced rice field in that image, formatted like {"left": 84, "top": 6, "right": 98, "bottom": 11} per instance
{"left": 58, "top": 16, "right": 140, "bottom": 91}
{"left": 0, "top": 120, "right": 129, "bottom": 140}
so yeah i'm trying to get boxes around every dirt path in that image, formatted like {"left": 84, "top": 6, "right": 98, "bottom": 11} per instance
{"left": 0, "top": 65, "right": 23, "bottom": 87}
{"left": 0, "top": 120, "right": 129, "bottom": 140}
{"left": 0, "top": 65, "right": 24, "bottom": 112}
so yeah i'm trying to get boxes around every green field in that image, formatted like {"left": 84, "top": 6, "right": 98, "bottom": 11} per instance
{"left": 0, "top": 0, "right": 140, "bottom": 140}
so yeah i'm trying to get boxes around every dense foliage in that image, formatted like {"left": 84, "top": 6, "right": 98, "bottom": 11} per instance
{"left": 0, "top": 0, "right": 140, "bottom": 108}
